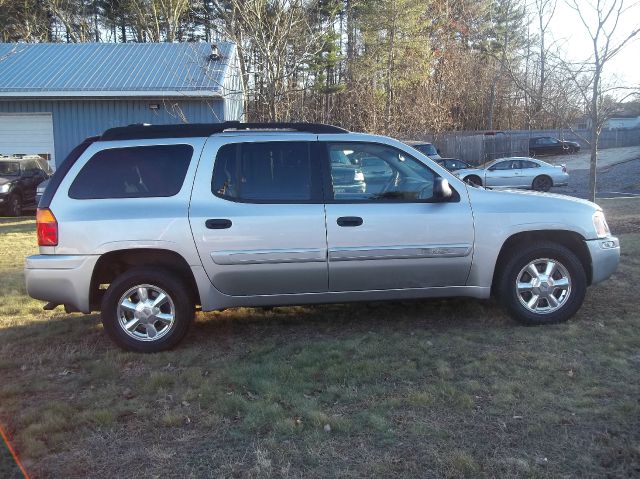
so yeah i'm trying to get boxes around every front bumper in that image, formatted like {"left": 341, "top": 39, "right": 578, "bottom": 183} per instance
{"left": 25, "top": 254, "right": 100, "bottom": 313}
{"left": 585, "top": 236, "right": 620, "bottom": 285}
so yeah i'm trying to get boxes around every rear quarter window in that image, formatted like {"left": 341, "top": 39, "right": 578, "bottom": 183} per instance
{"left": 68, "top": 144, "right": 193, "bottom": 199}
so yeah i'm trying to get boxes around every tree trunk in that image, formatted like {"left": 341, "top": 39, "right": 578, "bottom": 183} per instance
{"left": 588, "top": 56, "right": 601, "bottom": 203}
{"left": 588, "top": 129, "right": 598, "bottom": 203}
{"left": 487, "top": 81, "right": 495, "bottom": 130}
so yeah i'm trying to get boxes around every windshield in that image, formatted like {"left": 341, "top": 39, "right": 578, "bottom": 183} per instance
{"left": 414, "top": 143, "right": 438, "bottom": 156}
{"left": 0, "top": 162, "right": 20, "bottom": 176}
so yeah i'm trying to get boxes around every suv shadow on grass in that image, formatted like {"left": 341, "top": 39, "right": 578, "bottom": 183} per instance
{"left": 1, "top": 289, "right": 639, "bottom": 478}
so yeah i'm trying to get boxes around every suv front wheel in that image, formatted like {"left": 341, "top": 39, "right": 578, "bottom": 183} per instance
{"left": 101, "top": 267, "right": 194, "bottom": 352}
{"left": 498, "top": 242, "right": 587, "bottom": 325}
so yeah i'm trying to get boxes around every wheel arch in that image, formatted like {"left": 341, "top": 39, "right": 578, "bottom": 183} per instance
{"left": 491, "top": 230, "right": 592, "bottom": 294}
{"left": 464, "top": 174, "right": 483, "bottom": 186}
{"left": 532, "top": 174, "right": 553, "bottom": 188}
{"left": 90, "top": 248, "right": 201, "bottom": 310}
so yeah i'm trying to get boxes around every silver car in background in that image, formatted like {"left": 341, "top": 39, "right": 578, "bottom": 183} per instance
{"left": 455, "top": 157, "right": 568, "bottom": 191}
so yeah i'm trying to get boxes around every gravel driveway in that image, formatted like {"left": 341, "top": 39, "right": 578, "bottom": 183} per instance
{"left": 539, "top": 146, "right": 640, "bottom": 199}
{"left": 553, "top": 158, "right": 640, "bottom": 199}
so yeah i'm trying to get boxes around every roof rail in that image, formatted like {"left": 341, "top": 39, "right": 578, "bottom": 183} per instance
{"left": 100, "top": 121, "right": 348, "bottom": 141}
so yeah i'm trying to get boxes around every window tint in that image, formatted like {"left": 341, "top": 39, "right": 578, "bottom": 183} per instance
{"left": 68, "top": 144, "right": 193, "bottom": 199}
{"left": 23, "top": 160, "right": 41, "bottom": 174}
{"left": 0, "top": 162, "right": 19, "bottom": 175}
{"left": 414, "top": 143, "right": 438, "bottom": 156}
{"left": 212, "top": 142, "right": 314, "bottom": 202}
{"left": 490, "top": 161, "right": 512, "bottom": 170}
{"left": 327, "top": 143, "right": 438, "bottom": 201}
{"left": 446, "top": 160, "right": 468, "bottom": 170}
{"left": 521, "top": 160, "right": 539, "bottom": 169}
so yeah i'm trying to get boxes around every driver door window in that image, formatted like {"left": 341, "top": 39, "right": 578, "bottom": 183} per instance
{"left": 322, "top": 142, "right": 473, "bottom": 292}
{"left": 489, "top": 161, "right": 512, "bottom": 170}
{"left": 326, "top": 143, "right": 436, "bottom": 202}
{"left": 486, "top": 160, "right": 514, "bottom": 187}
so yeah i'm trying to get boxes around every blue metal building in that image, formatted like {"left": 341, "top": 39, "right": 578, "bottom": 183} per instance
{"left": 0, "top": 42, "right": 244, "bottom": 166}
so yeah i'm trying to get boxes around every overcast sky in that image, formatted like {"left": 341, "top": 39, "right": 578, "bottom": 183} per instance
{"left": 546, "top": 0, "right": 640, "bottom": 91}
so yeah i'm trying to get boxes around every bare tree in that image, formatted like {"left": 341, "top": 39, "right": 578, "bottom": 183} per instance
{"left": 532, "top": 0, "right": 556, "bottom": 126}
{"left": 213, "top": 0, "right": 325, "bottom": 122}
{"left": 565, "top": 0, "right": 640, "bottom": 201}
{"left": 127, "top": 0, "right": 190, "bottom": 42}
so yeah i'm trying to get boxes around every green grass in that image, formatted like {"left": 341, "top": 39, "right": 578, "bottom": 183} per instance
{"left": 1, "top": 200, "right": 639, "bottom": 477}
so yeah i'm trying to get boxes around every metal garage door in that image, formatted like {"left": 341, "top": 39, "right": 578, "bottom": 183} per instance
{"left": 0, "top": 113, "right": 55, "bottom": 164}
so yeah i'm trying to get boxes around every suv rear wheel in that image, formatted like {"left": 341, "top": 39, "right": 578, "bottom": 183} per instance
{"left": 101, "top": 267, "right": 194, "bottom": 352}
{"left": 498, "top": 242, "right": 586, "bottom": 325}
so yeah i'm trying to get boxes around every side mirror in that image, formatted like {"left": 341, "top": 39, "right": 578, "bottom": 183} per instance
{"left": 433, "top": 177, "right": 452, "bottom": 200}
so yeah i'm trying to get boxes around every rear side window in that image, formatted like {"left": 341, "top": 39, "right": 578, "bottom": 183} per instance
{"left": 68, "top": 144, "right": 193, "bottom": 199}
{"left": 211, "top": 142, "right": 316, "bottom": 202}
{"left": 521, "top": 160, "right": 540, "bottom": 169}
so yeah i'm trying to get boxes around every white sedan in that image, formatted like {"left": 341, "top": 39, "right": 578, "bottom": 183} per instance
{"left": 454, "top": 157, "right": 569, "bottom": 192}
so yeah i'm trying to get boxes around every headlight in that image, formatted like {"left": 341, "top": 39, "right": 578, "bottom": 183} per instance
{"left": 354, "top": 170, "right": 365, "bottom": 182}
{"left": 36, "top": 186, "right": 46, "bottom": 194}
{"left": 0, "top": 184, "right": 10, "bottom": 193}
{"left": 593, "top": 211, "right": 610, "bottom": 238}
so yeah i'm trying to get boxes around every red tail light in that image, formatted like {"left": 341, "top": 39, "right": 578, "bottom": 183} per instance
{"left": 36, "top": 208, "right": 58, "bottom": 246}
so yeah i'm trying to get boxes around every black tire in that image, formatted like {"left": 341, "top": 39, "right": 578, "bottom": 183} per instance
{"left": 498, "top": 242, "right": 587, "bottom": 325}
{"left": 101, "top": 267, "right": 195, "bottom": 352}
{"left": 465, "top": 175, "right": 482, "bottom": 187}
{"left": 532, "top": 175, "right": 552, "bottom": 192}
{"left": 6, "top": 194, "right": 22, "bottom": 217}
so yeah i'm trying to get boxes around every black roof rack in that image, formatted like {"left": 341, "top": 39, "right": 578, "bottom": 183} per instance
{"left": 100, "top": 121, "right": 348, "bottom": 141}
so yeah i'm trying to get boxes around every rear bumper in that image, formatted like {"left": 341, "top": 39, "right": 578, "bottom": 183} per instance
{"left": 25, "top": 254, "right": 100, "bottom": 313}
{"left": 585, "top": 237, "right": 620, "bottom": 285}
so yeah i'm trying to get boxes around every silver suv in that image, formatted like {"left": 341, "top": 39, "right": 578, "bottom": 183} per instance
{"left": 25, "top": 122, "right": 620, "bottom": 352}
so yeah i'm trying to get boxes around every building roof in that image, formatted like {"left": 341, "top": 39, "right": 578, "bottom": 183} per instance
{"left": 0, "top": 42, "right": 236, "bottom": 98}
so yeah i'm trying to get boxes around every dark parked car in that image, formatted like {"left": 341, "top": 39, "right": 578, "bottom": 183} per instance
{"left": 0, "top": 157, "right": 50, "bottom": 216}
{"left": 410, "top": 142, "right": 442, "bottom": 159}
{"left": 529, "top": 137, "right": 580, "bottom": 156}
{"left": 436, "top": 158, "right": 471, "bottom": 171}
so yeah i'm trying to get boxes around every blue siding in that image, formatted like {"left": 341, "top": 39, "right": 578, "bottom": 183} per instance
{"left": 0, "top": 99, "right": 226, "bottom": 165}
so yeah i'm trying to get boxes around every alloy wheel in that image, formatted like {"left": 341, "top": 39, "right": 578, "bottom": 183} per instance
{"left": 515, "top": 258, "right": 572, "bottom": 314}
{"left": 116, "top": 284, "right": 176, "bottom": 341}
